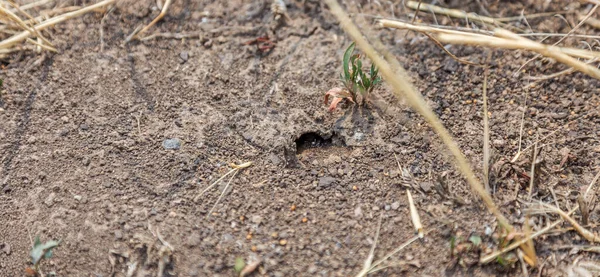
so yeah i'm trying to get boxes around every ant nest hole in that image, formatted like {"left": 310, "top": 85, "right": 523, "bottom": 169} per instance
{"left": 294, "top": 132, "right": 345, "bottom": 155}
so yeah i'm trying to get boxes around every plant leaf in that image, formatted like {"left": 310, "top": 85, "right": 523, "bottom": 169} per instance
{"left": 30, "top": 238, "right": 59, "bottom": 265}
{"left": 234, "top": 257, "right": 245, "bottom": 273}
{"left": 342, "top": 42, "right": 355, "bottom": 81}
{"left": 325, "top": 88, "right": 354, "bottom": 111}
{"left": 350, "top": 54, "right": 359, "bottom": 83}
{"left": 469, "top": 235, "right": 482, "bottom": 247}
{"left": 329, "top": 97, "right": 344, "bottom": 111}
{"left": 360, "top": 70, "right": 370, "bottom": 93}
{"left": 370, "top": 63, "right": 376, "bottom": 79}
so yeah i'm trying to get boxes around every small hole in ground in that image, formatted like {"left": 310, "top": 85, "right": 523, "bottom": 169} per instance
{"left": 295, "top": 132, "right": 333, "bottom": 155}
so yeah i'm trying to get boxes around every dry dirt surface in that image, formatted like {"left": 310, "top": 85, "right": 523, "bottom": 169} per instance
{"left": 1, "top": 0, "right": 600, "bottom": 276}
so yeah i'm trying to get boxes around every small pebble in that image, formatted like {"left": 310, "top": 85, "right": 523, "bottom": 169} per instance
{"left": 391, "top": 201, "right": 400, "bottom": 210}
{"left": 1, "top": 243, "right": 10, "bottom": 255}
{"left": 162, "top": 138, "right": 181, "bottom": 150}
{"left": 44, "top": 192, "right": 56, "bottom": 207}
{"left": 179, "top": 51, "right": 189, "bottom": 63}
{"left": 279, "top": 239, "right": 287, "bottom": 246}
{"left": 484, "top": 226, "right": 493, "bottom": 236}
{"left": 251, "top": 215, "right": 263, "bottom": 225}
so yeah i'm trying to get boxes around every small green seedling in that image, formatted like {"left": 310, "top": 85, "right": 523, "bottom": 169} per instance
{"left": 26, "top": 236, "right": 60, "bottom": 276}
{"left": 234, "top": 257, "right": 245, "bottom": 274}
{"left": 324, "top": 42, "right": 382, "bottom": 111}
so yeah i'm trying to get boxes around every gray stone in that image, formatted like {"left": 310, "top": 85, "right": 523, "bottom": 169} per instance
{"left": 420, "top": 182, "right": 433, "bottom": 193}
{"left": 354, "top": 205, "right": 363, "bottom": 218}
{"left": 179, "top": 51, "right": 189, "bottom": 63}
{"left": 318, "top": 176, "right": 336, "bottom": 189}
{"left": 391, "top": 201, "right": 400, "bottom": 210}
{"left": 44, "top": 192, "right": 56, "bottom": 207}
{"left": 2, "top": 243, "right": 10, "bottom": 255}
{"left": 251, "top": 215, "right": 263, "bottom": 225}
{"left": 162, "top": 138, "right": 181, "bottom": 150}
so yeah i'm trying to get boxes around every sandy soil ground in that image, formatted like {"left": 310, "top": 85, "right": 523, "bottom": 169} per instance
{"left": 1, "top": 0, "right": 600, "bottom": 276}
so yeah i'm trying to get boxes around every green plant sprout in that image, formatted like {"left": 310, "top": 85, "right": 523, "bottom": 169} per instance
{"left": 324, "top": 42, "right": 382, "bottom": 111}
{"left": 26, "top": 236, "right": 60, "bottom": 276}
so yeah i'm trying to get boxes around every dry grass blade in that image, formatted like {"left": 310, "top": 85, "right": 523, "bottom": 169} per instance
{"left": 0, "top": 0, "right": 116, "bottom": 50}
{"left": 577, "top": 195, "right": 590, "bottom": 226}
{"left": 323, "top": 0, "right": 513, "bottom": 231}
{"left": 0, "top": 4, "right": 55, "bottom": 50}
{"left": 436, "top": 29, "right": 600, "bottom": 81}
{"left": 195, "top": 161, "right": 252, "bottom": 218}
{"left": 239, "top": 258, "right": 262, "bottom": 277}
{"left": 482, "top": 59, "right": 490, "bottom": 193}
{"left": 522, "top": 215, "right": 537, "bottom": 266}
{"left": 407, "top": 189, "right": 423, "bottom": 238}
{"left": 537, "top": 202, "right": 600, "bottom": 243}
{"left": 130, "top": 0, "right": 172, "bottom": 41}
{"left": 405, "top": 0, "right": 567, "bottom": 23}
{"left": 355, "top": 215, "right": 383, "bottom": 277}
{"left": 480, "top": 206, "right": 578, "bottom": 263}
{"left": 512, "top": 111, "right": 593, "bottom": 162}
{"left": 515, "top": 4, "right": 598, "bottom": 75}
{"left": 516, "top": 250, "right": 529, "bottom": 277}
{"left": 9, "top": 0, "right": 54, "bottom": 12}
{"left": 583, "top": 170, "right": 600, "bottom": 198}
{"left": 363, "top": 235, "right": 421, "bottom": 276}
{"left": 527, "top": 138, "right": 538, "bottom": 200}
{"left": 405, "top": 0, "right": 499, "bottom": 25}
{"left": 379, "top": 20, "right": 600, "bottom": 60}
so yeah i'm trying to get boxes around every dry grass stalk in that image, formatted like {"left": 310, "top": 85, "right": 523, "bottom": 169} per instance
{"left": 407, "top": 189, "right": 423, "bottom": 238}
{"left": 379, "top": 20, "right": 600, "bottom": 61}
{"left": 522, "top": 215, "right": 537, "bottom": 266}
{"left": 577, "top": 195, "right": 590, "bottom": 225}
{"left": 512, "top": 111, "right": 593, "bottom": 162}
{"left": 515, "top": 4, "right": 598, "bottom": 75}
{"left": 527, "top": 139, "right": 538, "bottom": 200}
{"left": 356, "top": 215, "right": 383, "bottom": 277}
{"left": 405, "top": 0, "right": 567, "bottom": 24}
{"left": 0, "top": 0, "right": 116, "bottom": 51}
{"left": 583, "top": 16, "right": 600, "bottom": 29}
{"left": 194, "top": 161, "right": 252, "bottom": 218}
{"left": 480, "top": 206, "right": 578, "bottom": 263}
{"left": 323, "top": 0, "right": 513, "bottom": 231}
{"left": 583, "top": 170, "right": 600, "bottom": 198}
{"left": 436, "top": 29, "right": 600, "bottom": 81}
{"left": 239, "top": 258, "right": 262, "bottom": 277}
{"left": 516, "top": 250, "right": 529, "bottom": 277}
{"left": 482, "top": 59, "right": 490, "bottom": 193}
{"left": 140, "top": 32, "right": 203, "bottom": 42}
{"left": 538, "top": 202, "right": 600, "bottom": 243}
{"left": 358, "top": 234, "right": 421, "bottom": 276}
{"left": 9, "top": 0, "right": 54, "bottom": 12}
{"left": 129, "top": 0, "right": 172, "bottom": 41}
{"left": 0, "top": 3, "right": 55, "bottom": 51}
